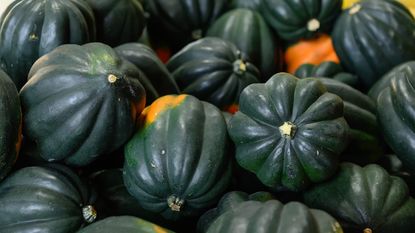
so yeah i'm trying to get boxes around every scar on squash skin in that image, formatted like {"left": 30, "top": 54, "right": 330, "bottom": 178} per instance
{"left": 307, "top": 18, "right": 320, "bottom": 32}
{"left": 29, "top": 33, "right": 38, "bottom": 41}
{"left": 107, "top": 74, "right": 118, "bottom": 83}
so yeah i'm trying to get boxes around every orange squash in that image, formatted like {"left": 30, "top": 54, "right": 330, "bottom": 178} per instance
{"left": 285, "top": 34, "right": 340, "bottom": 74}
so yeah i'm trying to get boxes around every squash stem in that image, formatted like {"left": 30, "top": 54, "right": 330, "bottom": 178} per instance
{"left": 167, "top": 195, "right": 185, "bottom": 212}
{"left": 279, "top": 121, "right": 297, "bottom": 138}
{"left": 363, "top": 228, "right": 372, "bottom": 233}
{"left": 82, "top": 205, "right": 97, "bottom": 223}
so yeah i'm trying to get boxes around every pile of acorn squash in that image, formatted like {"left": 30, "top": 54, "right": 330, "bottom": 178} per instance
{"left": 0, "top": 0, "right": 415, "bottom": 232}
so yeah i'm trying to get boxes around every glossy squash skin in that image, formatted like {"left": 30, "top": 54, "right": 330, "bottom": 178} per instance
{"left": 124, "top": 95, "right": 232, "bottom": 220}
{"left": 377, "top": 67, "right": 415, "bottom": 172}
{"left": 0, "top": 69, "right": 21, "bottom": 181}
{"left": 207, "top": 9, "right": 281, "bottom": 80}
{"left": 77, "top": 216, "right": 174, "bottom": 233}
{"left": 85, "top": 0, "right": 145, "bottom": 47}
{"left": 197, "top": 191, "right": 274, "bottom": 233}
{"left": 115, "top": 43, "right": 180, "bottom": 105}
{"left": 206, "top": 200, "right": 343, "bottom": 233}
{"left": 228, "top": 0, "right": 261, "bottom": 11}
{"left": 167, "top": 37, "right": 260, "bottom": 111}
{"left": 0, "top": 0, "right": 96, "bottom": 89}
{"left": 304, "top": 163, "right": 415, "bottom": 233}
{"left": 261, "top": 0, "right": 342, "bottom": 41}
{"left": 332, "top": 0, "right": 415, "bottom": 89}
{"left": 20, "top": 43, "right": 146, "bottom": 167}
{"left": 228, "top": 73, "right": 349, "bottom": 191}
{"left": 0, "top": 165, "right": 97, "bottom": 233}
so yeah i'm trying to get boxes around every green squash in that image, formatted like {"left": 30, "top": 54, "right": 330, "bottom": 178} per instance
{"left": 0, "top": 165, "right": 96, "bottom": 233}
{"left": 261, "top": 0, "right": 342, "bottom": 41}
{"left": 0, "top": 0, "right": 96, "bottom": 89}
{"left": 0, "top": 69, "right": 21, "bottom": 180}
{"left": 295, "top": 61, "right": 360, "bottom": 88}
{"left": 77, "top": 216, "right": 174, "bottom": 233}
{"left": 167, "top": 37, "right": 260, "bottom": 111}
{"left": 228, "top": 0, "right": 261, "bottom": 11}
{"left": 368, "top": 60, "right": 415, "bottom": 101}
{"left": 206, "top": 9, "right": 282, "bottom": 80}
{"left": 115, "top": 42, "right": 180, "bottom": 105}
{"left": 304, "top": 163, "right": 415, "bottom": 233}
{"left": 20, "top": 43, "right": 146, "bottom": 167}
{"left": 206, "top": 200, "right": 343, "bottom": 233}
{"left": 332, "top": 0, "right": 415, "bottom": 89}
{"left": 197, "top": 191, "right": 274, "bottom": 233}
{"left": 124, "top": 94, "right": 232, "bottom": 220}
{"left": 85, "top": 0, "right": 145, "bottom": 47}
{"left": 377, "top": 66, "right": 415, "bottom": 172}
{"left": 228, "top": 73, "right": 349, "bottom": 191}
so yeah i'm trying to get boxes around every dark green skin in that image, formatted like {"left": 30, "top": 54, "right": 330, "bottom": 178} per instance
{"left": 197, "top": 191, "right": 274, "bottom": 233}
{"left": 207, "top": 9, "right": 281, "bottom": 80}
{"left": 0, "top": 69, "right": 21, "bottom": 181}
{"left": 167, "top": 37, "right": 260, "bottom": 110}
{"left": 20, "top": 42, "right": 146, "bottom": 167}
{"left": 228, "top": 73, "right": 349, "bottom": 192}
{"left": 228, "top": 0, "right": 262, "bottom": 11}
{"left": 77, "top": 216, "right": 175, "bottom": 233}
{"left": 368, "top": 60, "right": 415, "bottom": 101}
{"left": 295, "top": 62, "right": 360, "bottom": 88}
{"left": 304, "top": 163, "right": 415, "bottom": 233}
{"left": 123, "top": 95, "right": 232, "bottom": 220}
{"left": 85, "top": 0, "right": 145, "bottom": 47}
{"left": 332, "top": 0, "right": 415, "bottom": 89}
{"left": 115, "top": 43, "right": 179, "bottom": 105}
{"left": 377, "top": 70, "right": 415, "bottom": 172}
{"left": 207, "top": 200, "right": 343, "bottom": 233}
{"left": 0, "top": 165, "right": 95, "bottom": 233}
{"left": 261, "top": 0, "right": 342, "bottom": 42}
{"left": 0, "top": 0, "right": 96, "bottom": 89}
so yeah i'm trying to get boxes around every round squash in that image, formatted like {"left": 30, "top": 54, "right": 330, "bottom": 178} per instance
{"left": 0, "top": 165, "right": 97, "bottom": 233}
{"left": 0, "top": 0, "right": 96, "bottom": 89}
{"left": 20, "top": 42, "right": 146, "bottom": 167}
{"left": 123, "top": 95, "right": 232, "bottom": 220}
{"left": 228, "top": 73, "right": 349, "bottom": 191}
{"left": 304, "top": 163, "right": 415, "bottom": 233}
{"left": 167, "top": 37, "right": 260, "bottom": 111}
{"left": 261, "top": 0, "right": 342, "bottom": 41}
{"left": 0, "top": 69, "right": 21, "bottom": 181}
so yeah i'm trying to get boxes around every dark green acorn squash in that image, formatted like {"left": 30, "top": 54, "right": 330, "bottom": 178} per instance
{"left": 20, "top": 43, "right": 146, "bottom": 167}
{"left": 85, "top": 0, "right": 145, "bottom": 47}
{"left": 197, "top": 191, "right": 274, "bottom": 233}
{"left": 167, "top": 37, "right": 260, "bottom": 111}
{"left": 123, "top": 94, "right": 232, "bottom": 220}
{"left": 206, "top": 200, "right": 343, "bottom": 233}
{"left": 115, "top": 43, "right": 180, "bottom": 105}
{"left": 0, "top": 0, "right": 96, "bottom": 89}
{"left": 228, "top": 73, "right": 349, "bottom": 191}
{"left": 332, "top": 0, "right": 415, "bottom": 89}
{"left": 228, "top": 0, "right": 261, "bottom": 11}
{"left": 206, "top": 9, "right": 282, "bottom": 80}
{"left": 261, "top": 0, "right": 342, "bottom": 42}
{"left": 295, "top": 61, "right": 360, "bottom": 88}
{"left": 77, "top": 216, "right": 174, "bottom": 233}
{"left": 304, "top": 163, "right": 415, "bottom": 233}
{"left": 0, "top": 165, "right": 96, "bottom": 233}
{"left": 0, "top": 69, "right": 21, "bottom": 181}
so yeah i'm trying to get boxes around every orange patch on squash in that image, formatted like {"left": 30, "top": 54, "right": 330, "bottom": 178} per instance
{"left": 140, "top": 95, "right": 187, "bottom": 126}
{"left": 153, "top": 225, "right": 169, "bottom": 233}
{"left": 224, "top": 104, "right": 239, "bottom": 114}
{"left": 285, "top": 34, "right": 340, "bottom": 74}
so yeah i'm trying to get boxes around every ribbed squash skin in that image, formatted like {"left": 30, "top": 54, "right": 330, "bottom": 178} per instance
{"left": 207, "top": 9, "right": 281, "bottom": 80}
{"left": 0, "top": 0, "right": 96, "bottom": 89}
{"left": 377, "top": 67, "right": 415, "bottom": 172}
{"left": 0, "top": 69, "right": 21, "bottom": 181}
{"left": 206, "top": 200, "right": 343, "bottom": 233}
{"left": 115, "top": 43, "right": 180, "bottom": 105}
{"left": 261, "top": 0, "right": 342, "bottom": 41}
{"left": 332, "top": 0, "right": 415, "bottom": 89}
{"left": 0, "top": 165, "right": 96, "bottom": 233}
{"left": 124, "top": 95, "right": 232, "bottom": 220}
{"left": 228, "top": 73, "right": 349, "bottom": 191}
{"left": 77, "top": 216, "right": 174, "bottom": 233}
{"left": 86, "top": 0, "right": 145, "bottom": 47}
{"left": 167, "top": 37, "right": 260, "bottom": 110}
{"left": 304, "top": 163, "right": 415, "bottom": 233}
{"left": 20, "top": 43, "right": 146, "bottom": 167}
